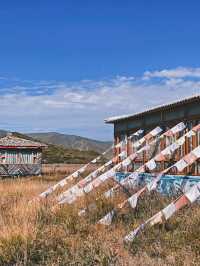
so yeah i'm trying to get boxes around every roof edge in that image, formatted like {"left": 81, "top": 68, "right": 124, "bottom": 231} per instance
{"left": 105, "top": 94, "right": 200, "bottom": 124}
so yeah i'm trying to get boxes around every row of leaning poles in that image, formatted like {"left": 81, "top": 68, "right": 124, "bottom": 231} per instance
{"left": 38, "top": 128, "right": 144, "bottom": 199}
{"left": 36, "top": 122, "right": 200, "bottom": 243}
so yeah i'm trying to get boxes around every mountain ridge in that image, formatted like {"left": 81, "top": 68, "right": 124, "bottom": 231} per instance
{"left": 0, "top": 130, "right": 112, "bottom": 153}
{"left": 27, "top": 132, "right": 112, "bottom": 153}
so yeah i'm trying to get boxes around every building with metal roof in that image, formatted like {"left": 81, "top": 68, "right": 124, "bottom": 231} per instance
{"left": 105, "top": 94, "right": 200, "bottom": 124}
{"left": 105, "top": 94, "right": 200, "bottom": 134}
{"left": 105, "top": 95, "right": 200, "bottom": 175}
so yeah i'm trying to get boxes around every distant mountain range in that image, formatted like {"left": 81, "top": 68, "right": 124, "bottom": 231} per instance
{"left": 0, "top": 130, "right": 113, "bottom": 163}
{"left": 27, "top": 132, "right": 112, "bottom": 153}
{"left": 0, "top": 130, "right": 9, "bottom": 138}
{"left": 0, "top": 130, "right": 112, "bottom": 153}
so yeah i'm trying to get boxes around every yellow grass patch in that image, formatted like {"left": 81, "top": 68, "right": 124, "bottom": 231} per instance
{"left": 0, "top": 175, "right": 199, "bottom": 265}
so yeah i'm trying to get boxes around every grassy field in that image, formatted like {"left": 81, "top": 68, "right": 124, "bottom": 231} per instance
{"left": 0, "top": 173, "right": 199, "bottom": 265}
{"left": 42, "top": 163, "right": 99, "bottom": 176}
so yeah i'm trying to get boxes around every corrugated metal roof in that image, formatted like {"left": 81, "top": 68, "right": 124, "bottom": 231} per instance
{"left": 105, "top": 94, "right": 200, "bottom": 124}
{"left": 0, "top": 134, "right": 47, "bottom": 148}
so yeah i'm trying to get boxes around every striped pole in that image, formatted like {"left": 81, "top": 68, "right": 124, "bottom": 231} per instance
{"left": 57, "top": 126, "right": 163, "bottom": 204}
{"left": 124, "top": 146, "right": 200, "bottom": 243}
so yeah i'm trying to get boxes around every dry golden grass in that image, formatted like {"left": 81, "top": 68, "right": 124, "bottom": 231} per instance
{"left": 0, "top": 174, "right": 199, "bottom": 265}
{"left": 42, "top": 164, "right": 99, "bottom": 176}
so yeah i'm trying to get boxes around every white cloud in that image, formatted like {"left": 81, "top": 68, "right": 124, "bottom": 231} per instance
{"left": 144, "top": 67, "right": 200, "bottom": 79}
{"left": 0, "top": 67, "right": 199, "bottom": 140}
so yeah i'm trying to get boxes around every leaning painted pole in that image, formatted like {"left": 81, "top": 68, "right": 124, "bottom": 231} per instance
{"left": 124, "top": 145, "right": 200, "bottom": 243}
{"left": 98, "top": 123, "right": 196, "bottom": 225}
{"left": 79, "top": 122, "right": 186, "bottom": 217}
{"left": 38, "top": 129, "right": 144, "bottom": 199}
{"left": 57, "top": 126, "right": 163, "bottom": 204}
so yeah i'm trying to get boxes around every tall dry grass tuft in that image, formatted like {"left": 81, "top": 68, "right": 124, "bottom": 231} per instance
{"left": 0, "top": 175, "right": 199, "bottom": 265}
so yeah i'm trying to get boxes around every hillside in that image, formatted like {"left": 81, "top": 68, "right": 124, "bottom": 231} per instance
{"left": 12, "top": 132, "right": 104, "bottom": 164}
{"left": 27, "top": 132, "right": 112, "bottom": 153}
{"left": 42, "top": 144, "right": 100, "bottom": 164}
{"left": 0, "top": 130, "right": 8, "bottom": 138}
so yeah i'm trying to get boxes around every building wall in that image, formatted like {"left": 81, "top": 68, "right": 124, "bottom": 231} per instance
{"left": 0, "top": 148, "right": 42, "bottom": 176}
{"left": 112, "top": 100, "right": 200, "bottom": 176}
{"left": 114, "top": 100, "right": 200, "bottom": 136}
{"left": 0, "top": 164, "right": 41, "bottom": 176}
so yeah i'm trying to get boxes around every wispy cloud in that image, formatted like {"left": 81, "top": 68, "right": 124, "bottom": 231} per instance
{"left": 0, "top": 67, "right": 199, "bottom": 140}
{"left": 144, "top": 67, "right": 200, "bottom": 79}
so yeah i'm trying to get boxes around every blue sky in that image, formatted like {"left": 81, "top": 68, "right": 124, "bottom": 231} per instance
{"left": 0, "top": 1, "right": 200, "bottom": 140}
